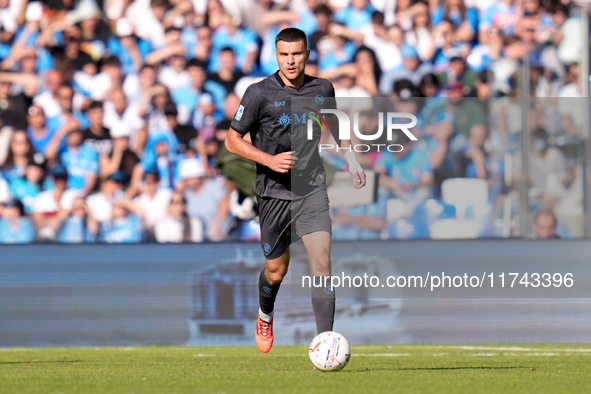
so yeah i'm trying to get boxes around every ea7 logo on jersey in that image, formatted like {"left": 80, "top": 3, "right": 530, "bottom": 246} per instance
{"left": 234, "top": 105, "right": 245, "bottom": 121}
{"left": 274, "top": 101, "right": 286, "bottom": 107}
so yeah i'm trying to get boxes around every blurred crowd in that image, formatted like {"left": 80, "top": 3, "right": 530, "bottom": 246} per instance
{"left": 0, "top": 0, "right": 586, "bottom": 243}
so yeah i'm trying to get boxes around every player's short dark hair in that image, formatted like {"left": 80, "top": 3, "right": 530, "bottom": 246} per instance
{"left": 275, "top": 27, "right": 308, "bottom": 49}
{"left": 220, "top": 46, "right": 235, "bottom": 54}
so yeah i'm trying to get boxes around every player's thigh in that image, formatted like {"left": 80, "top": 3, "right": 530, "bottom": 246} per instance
{"left": 259, "top": 196, "right": 292, "bottom": 262}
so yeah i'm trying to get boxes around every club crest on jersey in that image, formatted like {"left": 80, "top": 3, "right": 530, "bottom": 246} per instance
{"left": 315, "top": 94, "right": 324, "bottom": 104}
{"left": 234, "top": 105, "right": 245, "bottom": 121}
{"left": 277, "top": 113, "right": 291, "bottom": 129}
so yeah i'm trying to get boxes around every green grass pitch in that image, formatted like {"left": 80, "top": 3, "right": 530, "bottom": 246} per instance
{"left": 1, "top": 344, "right": 590, "bottom": 393}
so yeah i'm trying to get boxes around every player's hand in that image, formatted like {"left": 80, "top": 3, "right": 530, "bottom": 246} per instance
{"left": 352, "top": 170, "right": 366, "bottom": 189}
{"left": 267, "top": 151, "right": 297, "bottom": 173}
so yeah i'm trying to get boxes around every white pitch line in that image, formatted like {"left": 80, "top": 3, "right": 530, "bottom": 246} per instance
{"left": 355, "top": 353, "right": 411, "bottom": 357}
{"left": 435, "top": 345, "right": 591, "bottom": 353}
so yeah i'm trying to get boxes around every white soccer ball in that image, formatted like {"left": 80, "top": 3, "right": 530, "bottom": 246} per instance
{"left": 308, "top": 331, "right": 351, "bottom": 372}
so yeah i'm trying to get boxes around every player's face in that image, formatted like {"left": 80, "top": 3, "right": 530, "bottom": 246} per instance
{"left": 275, "top": 40, "right": 309, "bottom": 86}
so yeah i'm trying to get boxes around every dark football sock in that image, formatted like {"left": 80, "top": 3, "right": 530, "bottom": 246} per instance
{"left": 258, "top": 268, "right": 281, "bottom": 315}
{"left": 312, "top": 277, "right": 336, "bottom": 334}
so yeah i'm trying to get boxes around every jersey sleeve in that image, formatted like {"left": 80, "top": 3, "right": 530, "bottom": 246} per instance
{"left": 324, "top": 80, "right": 337, "bottom": 111}
{"left": 230, "top": 84, "right": 261, "bottom": 135}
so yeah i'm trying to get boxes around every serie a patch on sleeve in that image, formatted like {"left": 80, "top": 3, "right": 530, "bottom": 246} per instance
{"left": 235, "top": 105, "right": 245, "bottom": 121}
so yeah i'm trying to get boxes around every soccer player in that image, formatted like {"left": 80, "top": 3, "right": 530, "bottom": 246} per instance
{"left": 225, "top": 27, "right": 366, "bottom": 353}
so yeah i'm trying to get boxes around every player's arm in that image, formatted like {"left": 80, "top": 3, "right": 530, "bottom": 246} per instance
{"left": 225, "top": 128, "right": 297, "bottom": 174}
{"left": 324, "top": 114, "right": 366, "bottom": 189}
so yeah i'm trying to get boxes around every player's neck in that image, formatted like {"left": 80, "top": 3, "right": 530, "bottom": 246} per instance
{"left": 278, "top": 70, "right": 306, "bottom": 88}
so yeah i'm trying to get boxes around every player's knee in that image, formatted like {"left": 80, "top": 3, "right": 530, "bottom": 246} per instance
{"left": 314, "top": 253, "right": 331, "bottom": 274}
{"left": 267, "top": 268, "right": 287, "bottom": 285}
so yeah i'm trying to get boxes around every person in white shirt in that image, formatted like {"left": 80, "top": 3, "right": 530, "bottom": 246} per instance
{"left": 31, "top": 164, "right": 83, "bottom": 240}
{"left": 132, "top": 169, "right": 172, "bottom": 241}
{"left": 154, "top": 190, "right": 203, "bottom": 243}
{"left": 85, "top": 170, "right": 126, "bottom": 224}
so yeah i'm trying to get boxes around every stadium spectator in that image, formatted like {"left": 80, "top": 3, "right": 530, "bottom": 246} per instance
{"left": 90, "top": 56, "right": 124, "bottom": 102}
{"left": 192, "top": 93, "right": 222, "bottom": 142}
{"left": 55, "top": 196, "right": 97, "bottom": 244}
{"left": 132, "top": 168, "right": 172, "bottom": 241}
{"left": 123, "top": 64, "right": 157, "bottom": 106}
{"left": 479, "top": 0, "right": 519, "bottom": 44}
{"left": 213, "top": 92, "right": 240, "bottom": 144}
{"left": 151, "top": 28, "right": 191, "bottom": 92}
{"left": 0, "top": 198, "right": 35, "bottom": 243}
{"left": 154, "top": 190, "right": 203, "bottom": 243}
{"left": 8, "top": 153, "right": 45, "bottom": 214}
{"left": 532, "top": 209, "right": 559, "bottom": 239}
{"left": 431, "top": 0, "right": 478, "bottom": 45}
{"left": 376, "top": 137, "right": 433, "bottom": 215}
{"left": 530, "top": 127, "right": 574, "bottom": 207}
{"left": 426, "top": 84, "right": 487, "bottom": 179}
{"left": 129, "top": 131, "right": 180, "bottom": 195}
{"left": 208, "top": 11, "right": 259, "bottom": 74}
{"left": 53, "top": 25, "right": 95, "bottom": 75}
{"left": 180, "top": 158, "right": 231, "bottom": 240}
{"left": 207, "top": 47, "right": 244, "bottom": 96}
{"left": 338, "top": 11, "right": 402, "bottom": 73}
{"left": 1, "top": 130, "right": 36, "bottom": 182}
{"left": 163, "top": 102, "right": 196, "bottom": 156}
{"left": 193, "top": 25, "right": 213, "bottom": 66}
{"left": 83, "top": 100, "right": 113, "bottom": 158}
{"left": 126, "top": 0, "right": 168, "bottom": 49}
{"left": 107, "top": 18, "right": 152, "bottom": 77}
{"left": 334, "top": 0, "right": 376, "bottom": 31}
{"left": 102, "top": 88, "right": 146, "bottom": 154}
{"left": 46, "top": 84, "right": 89, "bottom": 133}
{"left": 170, "top": 59, "right": 220, "bottom": 126}
{"left": 26, "top": 105, "right": 63, "bottom": 157}
{"left": 85, "top": 170, "right": 126, "bottom": 224}
{"left": 46, "top": 127, "right": 99, "bottom": 196}
{"left": 419, "top": 72, "right": 442, "bottom": 97}
{"left": 33, "top": 69, "right": 63, "bottom": 120}
{"left": 139, "top": 83, "right": 172, "bottom": 136}
{"left": 31, "top": 163, "right": 82, "bottom": 240}
{"left": 379, "top": 43, "right": 433, "bottom": 95}
{"left": 0, "top": 71, "right": 37, "bottom": 131}
{"left": 317, "top": 22, "right": 357, "bottom": 72}
{"left": 331, "top": 189, "right": 388, "bottom": 241}
{"left": 309, "top": 4, "right": 333, "bottom": 55}
{"left": 101, "top": 123, "right": 140, "bottom": 184}
{"left": 96, "top": 197, "right": 145, "bottom": 243}
{"left": 405, "top": 2, "right": 437, "bottom": 62}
